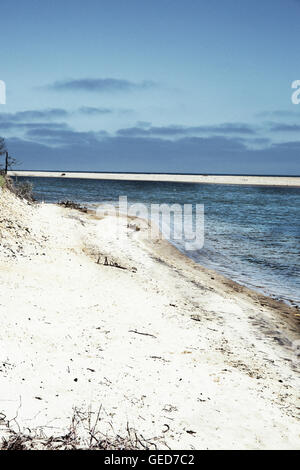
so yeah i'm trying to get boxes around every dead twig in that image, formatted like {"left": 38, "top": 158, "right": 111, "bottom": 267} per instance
{"left": 0, "top": 405, "right": 165, "bottom": 450}
{"left": 129, "top": 330, "right": 157, "bottom": 338}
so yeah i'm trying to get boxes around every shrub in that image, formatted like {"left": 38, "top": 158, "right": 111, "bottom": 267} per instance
{"left": 13, "top": 181, "right": 35, "bottom": 202}
{"left": 4, "top": 176, "right": 35, "bottom": 203}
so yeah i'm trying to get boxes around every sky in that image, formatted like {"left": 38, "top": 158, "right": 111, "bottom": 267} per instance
{"left": 0, "top": 0, "right": 300, "bottom": 174}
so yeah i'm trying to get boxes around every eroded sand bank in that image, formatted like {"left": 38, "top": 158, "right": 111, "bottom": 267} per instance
{"left": 0, "top": 189, "right": 299, "bottom": 449}
{"left": 8, "top": 171, "right": 300, "bottom": 187}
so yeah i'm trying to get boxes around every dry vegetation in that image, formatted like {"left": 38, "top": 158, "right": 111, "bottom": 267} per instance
{"left": 2, "top": 175, "right": 35, "bottom": 203}
{"left": 0, "top": 408, "right": 162, "bottom": 451}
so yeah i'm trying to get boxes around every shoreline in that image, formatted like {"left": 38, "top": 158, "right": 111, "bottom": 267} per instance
{"left": 0, "top": 189, "right": 299, "bottom": 449}
{"left": 8, "top": 170, "right": 300, "bottom": 187}
{"left": 93, "top": 207, "right": 300, "bottom": 310}
{"left": 144, "top": 233, "right": 300, "bottom": 333}
{"left": 90, "top": 206, "right": 300, "bottom": 321}
{"left": 172, "top": 242, "right": 299, "bottom": 310}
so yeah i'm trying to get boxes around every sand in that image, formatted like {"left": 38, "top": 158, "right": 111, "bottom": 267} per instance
{"left": 0, "top": 188, "right": 299, "bottom": 449}
{"left": 8, "top": 171, "right": 300, "bottom": 187}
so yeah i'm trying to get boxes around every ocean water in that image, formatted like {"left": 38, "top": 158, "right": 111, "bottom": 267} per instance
{"left": 17, "top": 176, "right": 300, "bottom": 307}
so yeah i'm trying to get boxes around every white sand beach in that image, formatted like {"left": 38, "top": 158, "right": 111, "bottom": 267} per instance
{"left": 0, "top": 188, "right": 299, "bottom": 449}
{"left": 8, "top": 171, "right": 300, "bottom": 187}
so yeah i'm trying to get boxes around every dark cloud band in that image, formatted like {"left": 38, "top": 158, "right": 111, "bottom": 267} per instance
{"left": 46, "top": 78, "right": 157, "bottom": 93}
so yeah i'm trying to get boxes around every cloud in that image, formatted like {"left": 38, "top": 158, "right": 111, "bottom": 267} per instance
{"left": 79, "top": 107, "right": 113, "bottom": 115}
{"left": 0, "top": 109, "right": 69, "bottom": 122}
{"left": 18, "top": 122, "right": 251, "bottom": 153}
{"left": 117, "top": 123, "right": 256, "bottom": 137}
{"left": 0, "top": 121, "right": 69, "bottom": 131}
{"left": 46, "top": 78, "right": 157, "bottom": 93}
{"left": 271, "top": 140, "right": 300, "bottom": 149}
{"left": 25, "top": 127, "right": 108, "bottom": 146}
{"left": 7, "top": 132, "right": 299, "bottom": 175}
{"left": 269, "top": 122, "right": 300, "bottom": 132}
{"left": 2, "top": 115, "right": 298, "bottom": 175}
{"left": 11, "top": 121, "right": 259, "bottom": 152}
{"left": 256, "top": 110, "right": 300, "bottom": 119}
{"left": 79, "top": 106, "right": 134, "bottom": 115}
{"left": 251, "top": 137, "right": 271, "bottom": 145}
{"left": 0, "top": 107, "right": 132, "bottom": 125}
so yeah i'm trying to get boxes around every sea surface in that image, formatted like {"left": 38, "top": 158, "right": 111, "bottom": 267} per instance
{"left": 17, "top": 176, "right": 300, "bottom": 307}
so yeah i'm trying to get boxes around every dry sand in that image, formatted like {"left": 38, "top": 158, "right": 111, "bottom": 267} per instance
{"left": 0, "top": 188, "right": 299, "bottom": 449}
{"left": 8, "top": 170, "right": 300, "bottom": 187}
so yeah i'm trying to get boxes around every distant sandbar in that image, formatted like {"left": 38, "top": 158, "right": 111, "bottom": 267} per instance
{"left": 8, "top": 171, "right": 300, "bottom": 187}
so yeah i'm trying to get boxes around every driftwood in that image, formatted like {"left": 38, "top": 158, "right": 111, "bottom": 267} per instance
{"left": 96, "top": 256, "right": 127, "bottom": 270}
{"left": 97, "top": 256, "right": 137, "bottom": 273}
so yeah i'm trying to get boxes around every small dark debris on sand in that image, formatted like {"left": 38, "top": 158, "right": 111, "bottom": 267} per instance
{"left": 58, "top": 200, "right": 88, "bottom": 213}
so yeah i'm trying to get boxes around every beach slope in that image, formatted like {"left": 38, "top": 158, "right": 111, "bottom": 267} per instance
{"left": 0, "top": 189, "right": 299, "bottom": 449}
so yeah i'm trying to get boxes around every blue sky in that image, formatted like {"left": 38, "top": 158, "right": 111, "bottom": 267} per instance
{"left": 1, "top": 0, "right": 300, "bottom": 174}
